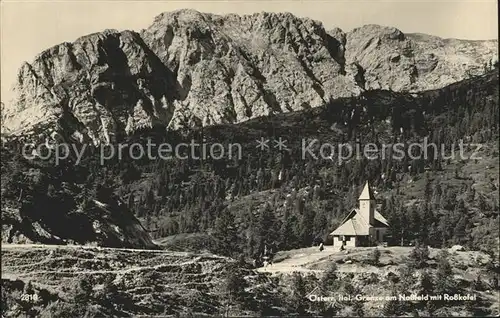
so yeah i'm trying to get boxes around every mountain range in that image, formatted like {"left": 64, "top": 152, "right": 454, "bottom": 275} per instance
{"left": 1, "top": 9, "right": 497, "bottom": 143}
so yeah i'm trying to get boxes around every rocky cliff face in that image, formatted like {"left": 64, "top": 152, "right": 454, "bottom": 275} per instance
{"left": 2, "top": 9, "right": 497, "bottom": 143}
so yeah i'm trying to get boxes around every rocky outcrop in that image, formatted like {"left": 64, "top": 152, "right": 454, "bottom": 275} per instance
{"left": 2, "top": 10, "right": 497, "bottom": 143}
{"left": 2, "top": 201, "right": 157, "bottom": 249}
{"left": 1, "top": 145, "right": 157, "bottom": 249}
{"left": 2, "top": 29, "right": 178, "bottom": 144}
{"left": 345, "top": 25, "right": 498, "bottom": 92}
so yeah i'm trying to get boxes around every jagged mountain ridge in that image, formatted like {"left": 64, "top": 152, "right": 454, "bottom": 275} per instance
{"left": 2, "top": 9, "right": 497, "bottom": 143}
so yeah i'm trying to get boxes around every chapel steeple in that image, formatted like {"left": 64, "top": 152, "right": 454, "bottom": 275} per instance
{"left": 359, "top": 181, "right": 375, "bottom": 225}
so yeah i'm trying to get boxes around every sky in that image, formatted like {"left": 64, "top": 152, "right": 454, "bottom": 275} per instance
{"left": 1, "top": 0, "right": 498, "bottom": 101}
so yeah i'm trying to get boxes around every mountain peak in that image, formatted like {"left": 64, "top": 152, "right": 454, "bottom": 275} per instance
{"left": 349, "top": 24, "right": 406, "bottom": 41}
{"left": 154, "top": 8, "right": 210, "bottom": 21}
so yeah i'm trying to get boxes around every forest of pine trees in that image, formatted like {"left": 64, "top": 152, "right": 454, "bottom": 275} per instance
{"left": 1, "top": 68, "right": 498, "bottom": 259}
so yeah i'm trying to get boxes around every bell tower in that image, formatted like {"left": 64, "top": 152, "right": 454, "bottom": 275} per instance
{"left": 359, "top": 181, "right": 375, "bottom": 225}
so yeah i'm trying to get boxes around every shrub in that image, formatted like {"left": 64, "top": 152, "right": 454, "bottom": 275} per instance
{"left": 321, "top": 263, "right": 339, "bottom": 291}
{"left": 382, "top": 288, "right": 405, "bottom": 316}
{"left": 408, "top": 243, "right": 430, "bottom": 269}
{"left": 369, "top": 248, "right": 381, "bottom": 266}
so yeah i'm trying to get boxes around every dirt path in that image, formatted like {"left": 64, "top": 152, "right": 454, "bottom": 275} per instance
{"left": 256, "top": 246, "right": 340, "bottom": 274}
{"left": 1, "top": 243, "right": 169, "bottom": 254}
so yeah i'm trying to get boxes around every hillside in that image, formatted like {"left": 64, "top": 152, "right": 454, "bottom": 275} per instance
{"left": 1, "top": 10, "right": 497, "bottom": 143}
{"left": 126, "top": 69, "right": 499, "bottom": 257}
{"left": 1, "top": 146, "right": 156, "bottom": 249}
{"left": 261, "top": 246, "right": 499, "bottom": 316}
{"left": 2, "top": 244, "right": 498, "bottom": 316}
{"left": 1, "top": 244, "right": 279, "bottom": 317}
{"left": 1, "top": 68, "right": 498, "bottom": 256}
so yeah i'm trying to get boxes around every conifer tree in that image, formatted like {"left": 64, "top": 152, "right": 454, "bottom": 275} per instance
{"left": 435, "top": 250, "right": 456, "bottom": 296}
{"left": 289, "top": 273, "right": 307, "bottom": 315}
{"left": 213, "top": 208, "right": 239, "bottom": 256}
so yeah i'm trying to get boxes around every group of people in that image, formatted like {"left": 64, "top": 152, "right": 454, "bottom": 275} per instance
{"left": 319, "top": 240, "right": 345, "bottom": 251}
{"left": 252, "top": 239, "right": 332, "bottom": 268}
